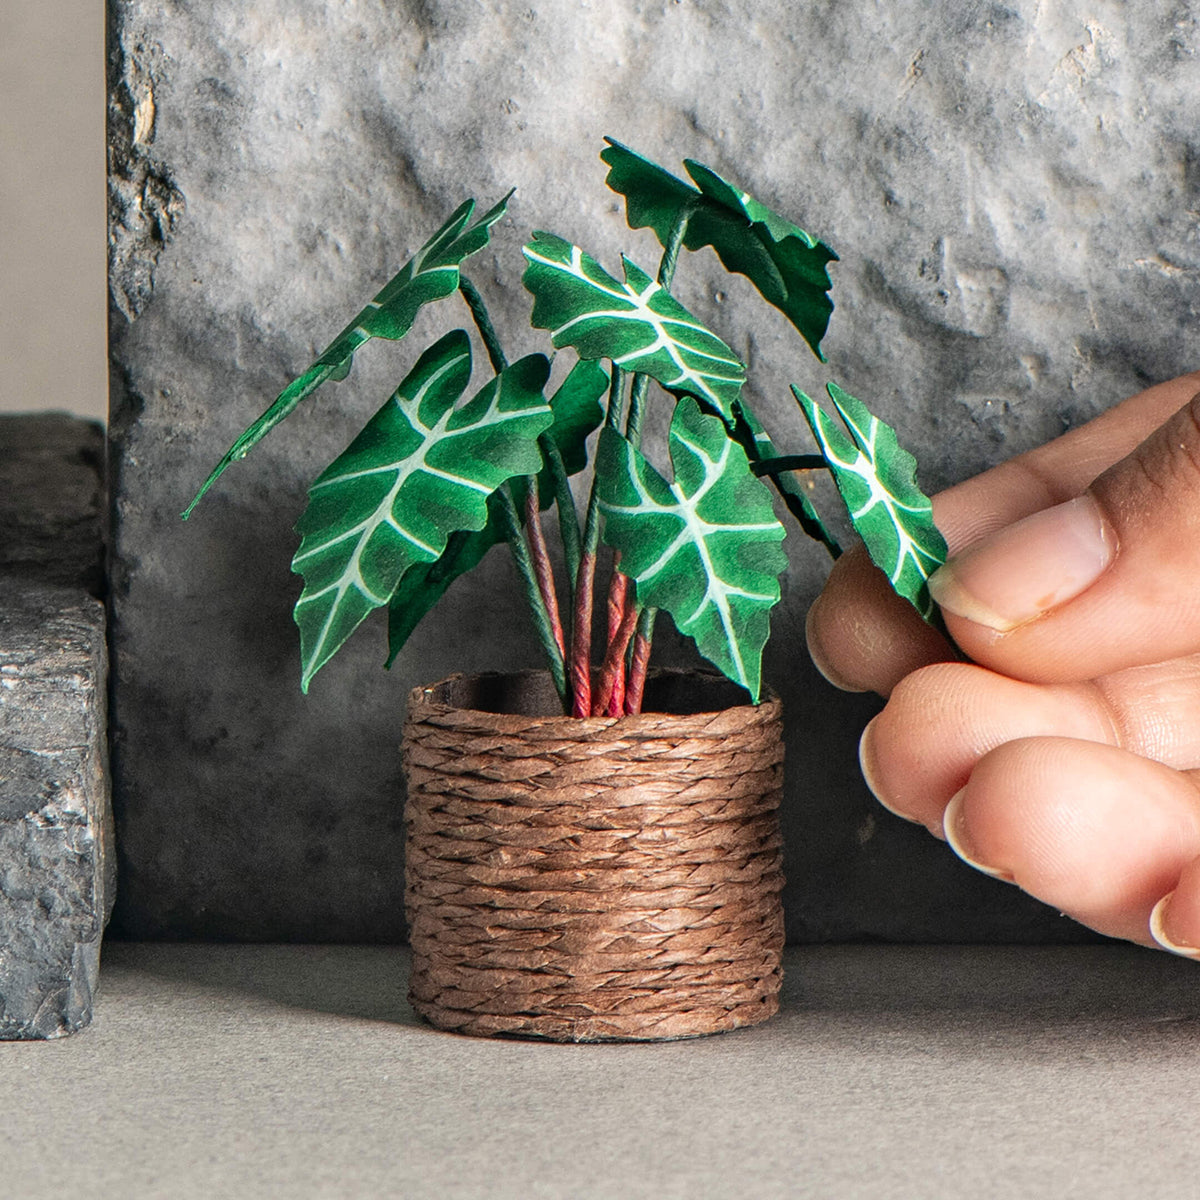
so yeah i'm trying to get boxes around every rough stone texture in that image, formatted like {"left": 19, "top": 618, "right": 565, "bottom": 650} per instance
{"left": 107, "top": 0, "right": 1200, "bottom": 941}
{"left": 0, "top": 583, "right": 113, "bottom": 1038}
{"left": 0, "top": 412, "right": 112, "bottom": 1036}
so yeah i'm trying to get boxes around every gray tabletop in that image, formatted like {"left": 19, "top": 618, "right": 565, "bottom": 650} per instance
{"left": 3, "top": 943, "right": 1198, "bottom": 1199}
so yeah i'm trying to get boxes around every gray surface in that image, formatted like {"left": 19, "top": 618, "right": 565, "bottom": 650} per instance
{"left": 0, "top": 580, "right": 113, "bottom": 1038}
{"left": 107, "top": 0, "right": 1200, "bottom": 941}
{"left": 4, "top": 943, "right": 1200, "bottom": 1198}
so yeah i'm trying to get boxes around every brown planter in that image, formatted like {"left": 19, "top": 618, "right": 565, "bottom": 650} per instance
{"left": 402, "top": 668, "right": 785, "bottom": 1041}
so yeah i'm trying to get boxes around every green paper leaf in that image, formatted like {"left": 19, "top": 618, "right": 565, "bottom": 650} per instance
{"left": 383, "top": 357, "right": 607, "bottom": 664}
{"left": 733, "top": 399, "right": 839, "bottom": 556}
{"left": 183, "top": 194, "right": 511, "bottom": 517}
{"left": 597, "top": 396, "right": 788, "bottom": 702}
{"left": 601, "top": 139, "right": 837, "bottom": 361}
{"left": 794, "top": 382, "right": 947, "bottom": 619}
{"left": 544, "top": 358, "right": 609, "bottom": 478}
{"left": 292, "top": 330, "right": 552, "bottom": 690}
{"left": 385, "top": 522, "right": 501, "bottom": 665}
{"left": 522, "top": 231, "right": 745, "bottom": 421}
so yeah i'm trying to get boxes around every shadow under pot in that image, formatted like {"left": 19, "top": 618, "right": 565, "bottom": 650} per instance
{"left": 401, "top": 668, "right": 785, "bottom": 1042}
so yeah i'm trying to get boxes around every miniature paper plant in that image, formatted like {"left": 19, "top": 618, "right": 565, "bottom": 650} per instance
{"left": 183, "top": 137, "right": 947, "bottom": 714}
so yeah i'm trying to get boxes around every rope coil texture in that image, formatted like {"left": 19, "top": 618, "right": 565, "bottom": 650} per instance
{"left": 403, "top": 670, "right": 785, "bottom": 1041}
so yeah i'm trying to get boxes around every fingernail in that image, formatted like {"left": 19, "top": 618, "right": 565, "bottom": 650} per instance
{"left": 806, "top": 602, "right": 867, "bottom": 693}
{"left": 943, "top": 789, "right": 1015, "bottom": 883}
{"left": 927, "top": 495, "right": 1116, "bottom": 633}
{"left": 858, "top": 719, "right": 920, "bottom": 823}
{"left": 1150, "top": 893, "right": 1200, "bottom": 959}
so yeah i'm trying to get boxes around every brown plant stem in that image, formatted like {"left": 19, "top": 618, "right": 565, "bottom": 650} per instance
{"left": 493, "top": 484, "right": 567, "bottom": 705}
{"left": 570, "top": 366, "right": 628, "bottom": 717}
{"left": 601, "top": 565, "right": 630, "bottom": 715}
{"left": 524, "top": 483, "right": 565, "bottom": 658}
{"left": 624, "top": 607, "right": 656, "bottom": 714}
{"left": 591, "top": 596, "right": 640, "bottom": 717}
{"left": 569, "top": 550, "right": 595, "bottom": 717}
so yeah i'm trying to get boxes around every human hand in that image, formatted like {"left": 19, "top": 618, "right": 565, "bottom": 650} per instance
{"left": 806, "top": 369, "right": 1200, "bottom": 952}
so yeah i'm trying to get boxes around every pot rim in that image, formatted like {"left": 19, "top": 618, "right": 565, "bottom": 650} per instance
{"left": 406, "top": 666, "right": 780, "bottom": 725}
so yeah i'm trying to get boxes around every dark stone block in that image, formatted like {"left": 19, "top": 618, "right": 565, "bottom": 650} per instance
{"left": 0, "top": 414, "right": 112, "bottom": 1037}
{"left": 0, "top": 413, "right": 105, "bottom": 597}
{"left": 0, "top": 581, "right": 113, "bottom": 1038}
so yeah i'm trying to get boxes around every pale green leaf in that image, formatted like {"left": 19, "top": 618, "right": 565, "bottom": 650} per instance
{"left": 522, "top": 231, "right": 745, "bottom": 420}
{"left": 597, "top": 396, "right": 788, "bottom": 702}
{"left": 601, "top": 139, "right": 837, "bottom": 360}
{"left": 292, "top": 330, "right": 552, "bottom": 689}
{"left": 184, "top": 194, "right": 511, "bottom": 517}
{"left": 794, "top": 382, "right": 947, "bottom": 619}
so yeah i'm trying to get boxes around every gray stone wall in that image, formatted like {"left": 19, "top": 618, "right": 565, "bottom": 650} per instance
{"left": 108, "top": 0, "right": 1200, "bottom": 941}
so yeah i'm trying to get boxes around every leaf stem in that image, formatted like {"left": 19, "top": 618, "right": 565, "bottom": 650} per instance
{"left": 494, "top": 485, "right": 567, "bottom": 704}
{"left": 596, "top": 564, "right": 630, "bottom": 715}
{"left": 570, "top": 366, "right": 628, "bottom": 717}
{"left": 538, "top": 434, "right": 582, "bottom": 597}
{"left": 460, "top": 277, "right": 573, "bottom": 691}
{"left": 609, "top": 208, "right": 695, "bottom": 712}
{"left": 524, "top": 482, "right": 566, "bottom": 658}
{"left": 624, "top": 201, "right": 696, "bottom": 444}
{"left": 459, "top": 277, "right": 508, "bottom": 373}
{"left": 591, "top": 591, "right": 640, "bottom": 717}
{"left": 749, "top": 454, "right": 829, "bottom": 476}
{"left": 624, "top": 607, "right": 656, "bottom": 714}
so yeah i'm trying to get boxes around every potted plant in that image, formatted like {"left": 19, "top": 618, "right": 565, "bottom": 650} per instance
{"left": 183, "top": 140, "right": 946, "bottom": 1041}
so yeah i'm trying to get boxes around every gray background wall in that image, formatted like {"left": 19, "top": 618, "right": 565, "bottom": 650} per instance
{"left": 1, "top": 0, "right": 107, "bottom": 421}
{"left": 105, "top": 0, "right": 1199, "bottom": 943}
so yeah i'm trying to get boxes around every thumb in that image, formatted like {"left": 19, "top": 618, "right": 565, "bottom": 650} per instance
{"left": 928, "top": 390, "right": 1200, "bottom": 683}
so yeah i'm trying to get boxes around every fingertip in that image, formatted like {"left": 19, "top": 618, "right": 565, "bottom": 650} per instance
{"left": 858, "top": 717, "right": 923, "bottom": 826}
{"left": 942, "top": 788, "right": 1015, "bottom": 882}
{"left": 806, "top": 599, "right": 867, "bottom": 693}
{"left": 1150, "top": 856, "right": 1200, "bottom": 959}
{"left": 808, "top": 544, "right": 953, "bottom": 697}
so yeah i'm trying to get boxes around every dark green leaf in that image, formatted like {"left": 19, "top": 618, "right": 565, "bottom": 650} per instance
{"left": 795, "top": 382, "right": 947, "bottom": 619}
{"left": 601, "top": 139, "right": 837, "bottom": 361}
{"left": 184, "top": 194, "right": 511, "bottom": 517}
{"left": 522, "top": 231, "right": 745, "bottom": 420}
{"left": 383, "top": 358, "right": 607, "bottom": 664}
{"left": 597, "top": 396, "right": 788, "bottom": 702}
{"left": 291, "top": 331, "right": 551, "bottom": 690}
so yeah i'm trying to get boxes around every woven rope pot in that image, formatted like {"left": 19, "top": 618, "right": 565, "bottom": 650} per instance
{"left": 402, "top": 668, "right": 785, "bottom": 1042}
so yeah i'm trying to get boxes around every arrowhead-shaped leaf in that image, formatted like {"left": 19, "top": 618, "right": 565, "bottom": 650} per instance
{"left": 601, "top": 139, "right": 837, "bottom": 361}
{"left": 794, "top": 382, "right": 947, "bottom": 619}
{"left": 597, "top": 396, "right": 788, "bottom": 702}
{"left": 184, "top": 194, "right": 511, "bottom": 516}
{"left": 292, "top": 330, "right": 552, "bottom": 690}
{"left": 384, "top": 356, "right": 608, "bottom": 663}
{"left": 522, "top": 231, "right": 745, "bottom": 420}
